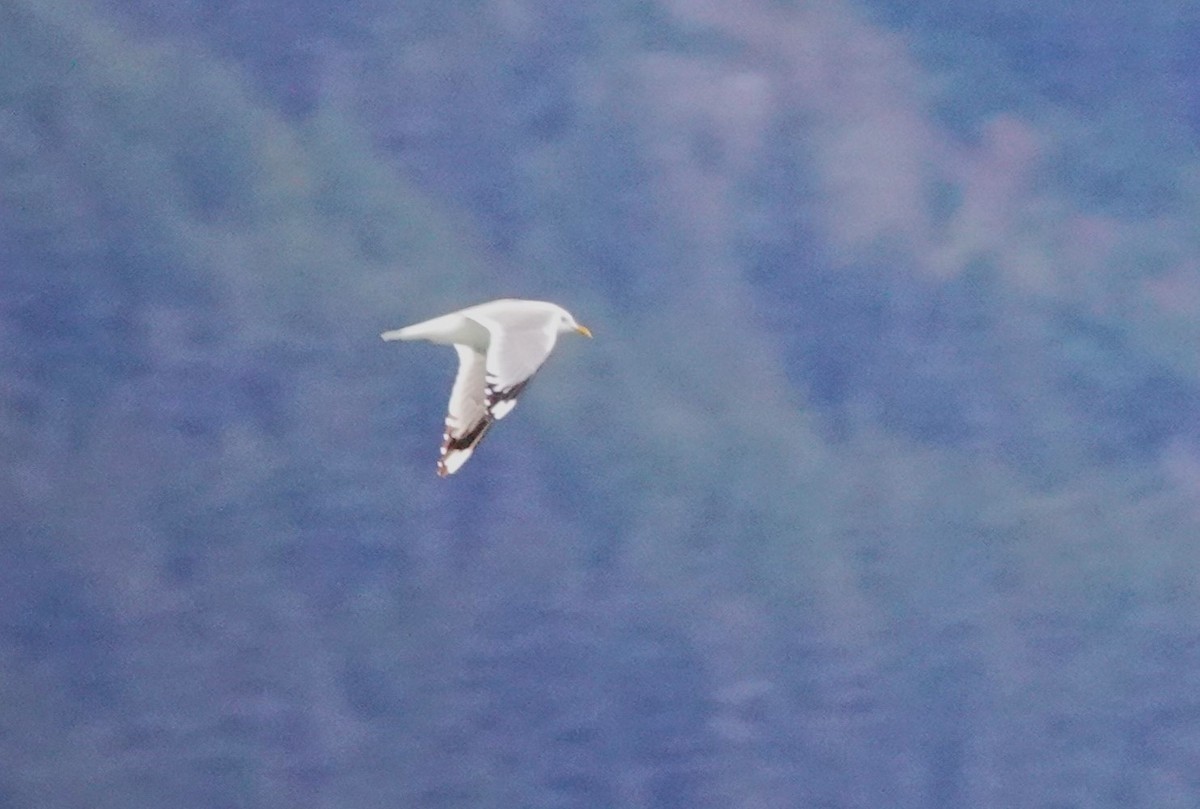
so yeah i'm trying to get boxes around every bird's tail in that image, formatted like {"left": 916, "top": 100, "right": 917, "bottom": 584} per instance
{"left": 380, "top": 321, "right": 440, "bottom": 341}
{"left": 380, "top": 326, "right": 414, "bottom": 341}
{"left": 380, "top": 312, "right": 466, "bottom": 343}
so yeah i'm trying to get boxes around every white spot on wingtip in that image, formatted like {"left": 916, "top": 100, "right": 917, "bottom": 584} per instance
{"left": 438, "top": 447, "right": 473, "bottom": 477}
{"left": 490, "top": 399, "right": 517, "bottom": 419}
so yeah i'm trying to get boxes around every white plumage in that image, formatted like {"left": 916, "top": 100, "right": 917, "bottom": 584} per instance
{"left": 382, "top": 299, "right": 592, "bottom": 477}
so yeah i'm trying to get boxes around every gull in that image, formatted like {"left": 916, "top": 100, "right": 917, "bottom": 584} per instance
{"left": 382, "top": 299, "right": 592, "bottom": 477}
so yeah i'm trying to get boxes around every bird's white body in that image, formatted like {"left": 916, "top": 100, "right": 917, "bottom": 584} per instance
{"left": 382, "top": 299, "right": 591, "bottom": 476}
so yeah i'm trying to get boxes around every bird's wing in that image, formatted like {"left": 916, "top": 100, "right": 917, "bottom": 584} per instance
{"left": 438, "top": 344, "right": 494, "bottom": 477}
{"left": 467, "top": 309, "right": 560, "bottom": 420}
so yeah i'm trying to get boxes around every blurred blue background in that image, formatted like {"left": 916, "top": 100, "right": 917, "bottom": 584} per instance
{"left": 5, "top": 0, "right": 1200, "bottom": 806}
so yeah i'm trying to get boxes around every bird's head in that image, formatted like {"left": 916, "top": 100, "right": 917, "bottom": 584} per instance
{"left": 557, "top": 307, "right": 592, "bottom": 339}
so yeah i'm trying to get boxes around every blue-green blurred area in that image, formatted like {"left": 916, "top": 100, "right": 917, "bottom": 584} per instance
{"left": 5, "top": 0, "right": 1200, "bottom": 805}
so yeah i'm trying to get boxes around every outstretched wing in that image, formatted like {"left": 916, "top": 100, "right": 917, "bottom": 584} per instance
{"left": 438, "top": 345, "right": 494, "bottom": 477}
{"left": 467, "top": 310, "right": 560, "bottom": 420}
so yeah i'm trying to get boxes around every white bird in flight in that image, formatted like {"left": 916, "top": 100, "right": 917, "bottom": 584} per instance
{"left": 382, "top": 299, "right": 592, "bottom": 477}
